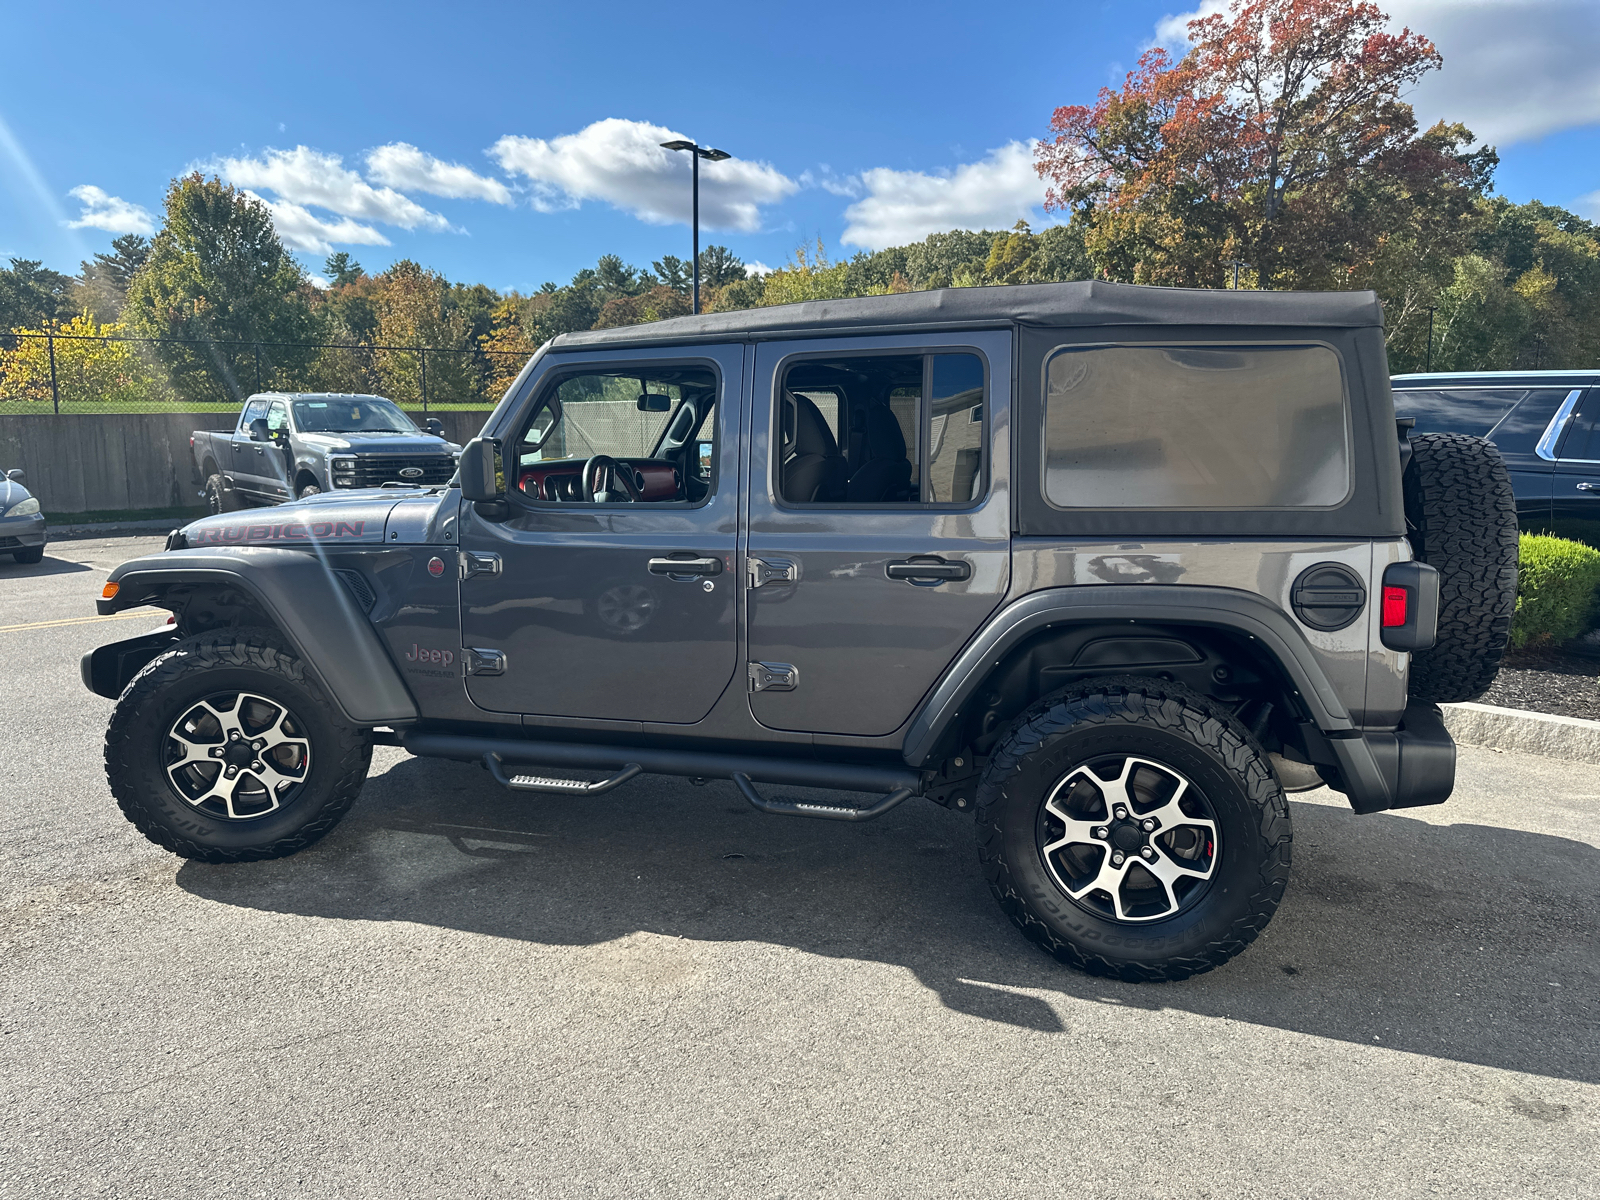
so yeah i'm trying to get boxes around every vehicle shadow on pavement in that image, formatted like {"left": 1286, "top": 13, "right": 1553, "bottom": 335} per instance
{"left": 177, "top": 755, "right": 1600, "bottom": 1084}
{"left": 0, "top": 554, "right": 92, "bottom": 578}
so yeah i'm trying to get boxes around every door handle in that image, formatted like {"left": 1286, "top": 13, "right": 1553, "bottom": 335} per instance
{"left": 885, "top": 556, "right": 971, "bottom": 583}
{"left": 1578, "top": 482, "right": 1598, "bottom": 492}
{"left": 647, "top": 555, "right": 723, "bottom": 577}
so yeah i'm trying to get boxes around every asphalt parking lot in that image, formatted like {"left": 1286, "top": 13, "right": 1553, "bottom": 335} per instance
{"left": 2, "top": 536, "right": 1597, "bottom": 1198}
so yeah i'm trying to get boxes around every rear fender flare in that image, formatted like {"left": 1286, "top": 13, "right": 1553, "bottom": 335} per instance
{"left": 98, "top": 548, "right": 418, "bottom": 725}
{"left": 902, "top": 584, "right": 1357, "bottom": 769}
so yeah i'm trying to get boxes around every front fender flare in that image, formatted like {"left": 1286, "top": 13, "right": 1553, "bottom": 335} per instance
{"left": 96, "top": 547, "right": 418, "bottom": 725}
{"left": 902, "top": 584, "right": 1358, "bottom": 769}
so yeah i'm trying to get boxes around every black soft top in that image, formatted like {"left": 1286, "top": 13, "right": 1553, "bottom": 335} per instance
{"left": 554, "top": 281, "right": 1385, "bottom": 349}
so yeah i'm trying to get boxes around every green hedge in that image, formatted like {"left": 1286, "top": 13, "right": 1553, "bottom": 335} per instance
{"left": 1511, "top": 534, "right": 1600, "bottom": 649}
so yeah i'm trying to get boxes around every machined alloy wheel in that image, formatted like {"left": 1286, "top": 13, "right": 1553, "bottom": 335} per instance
{"left": 105, "top": 630, "right": 371, "bottom": 862}
{"left": 976, "top": 677, "right": 1291, "bottom": 981}
{"left": 165, "top": 691, "right": 312, "bottom": 820}
{"left": 1038, "top": 755, "right": 1218, "bottom": 923}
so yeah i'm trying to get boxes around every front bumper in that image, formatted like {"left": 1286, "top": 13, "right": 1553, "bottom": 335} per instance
{"left": 0, "top": 513, "right": 47, "bottom": 551}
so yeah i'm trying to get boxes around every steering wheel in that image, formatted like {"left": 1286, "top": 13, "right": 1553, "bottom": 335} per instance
{"left": 581, "top": 455, "right": 643, "bottom": 503}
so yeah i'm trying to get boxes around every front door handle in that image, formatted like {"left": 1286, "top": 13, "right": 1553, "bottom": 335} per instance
{"left": 1578, "top": 481, "right": 1598, "bottom": 492}
{"left": 885, "top": 556, "right": 971, "bottom": 584}
{"left": 647, "top": 555, "right": 723, "bottom": 577}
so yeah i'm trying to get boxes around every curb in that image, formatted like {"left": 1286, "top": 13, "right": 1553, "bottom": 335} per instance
{"left": 1442, "top": 702, "right": 1600, "bottom": 765}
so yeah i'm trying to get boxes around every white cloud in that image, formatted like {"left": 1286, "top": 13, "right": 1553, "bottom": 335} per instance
{"left": 246, "top": 192, "right": 391, "bottom": 256}
{"left": 745, "top": 260, "right": 774, "bottom": 277}
{"left": 839, "top": 143, "right": 1045, "bottom": 250}
{"left": 799, "top": 168, "right": 862, "bottom": 198}
{"left": 64, "top": 185, "right": 154, "bottom": 235}
{"left": 1152, "top": 1, "right": 1600, "bottom": 146}
{"left": 490, "top": 118, "right": 797, "bottom": 231}
{"left": 1577, "top": 190, "right": 1600, "bottom": 219}
{"left": 365, "top": 143, "right": 513, "bottom": 205}
{"left": 214, "top": 145, "right": 451, "bottom": 231}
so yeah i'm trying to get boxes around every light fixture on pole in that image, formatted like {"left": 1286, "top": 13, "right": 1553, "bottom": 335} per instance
{"left": 660, "top": 139, "right": 731, "bottom": 314}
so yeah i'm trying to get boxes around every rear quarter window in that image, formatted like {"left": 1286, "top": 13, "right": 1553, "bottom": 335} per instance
{"left": 1042, "top": 344, "right": 1351, "bottom": 509}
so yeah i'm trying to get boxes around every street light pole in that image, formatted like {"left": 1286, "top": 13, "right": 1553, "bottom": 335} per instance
{"left": 660, "top": 139, "right": 731, "bottom": 315}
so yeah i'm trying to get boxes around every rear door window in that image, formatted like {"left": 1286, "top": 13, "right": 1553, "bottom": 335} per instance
{"left": 1393, "top": 388, "right": 1526, "bottom": 437}
{"left": 1042, "top": 344, "right": 1350, "bottom": 509}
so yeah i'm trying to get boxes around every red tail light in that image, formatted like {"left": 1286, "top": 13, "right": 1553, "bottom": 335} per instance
{"left": 1382, "top": 586, "right": 1408, "bottom": 628}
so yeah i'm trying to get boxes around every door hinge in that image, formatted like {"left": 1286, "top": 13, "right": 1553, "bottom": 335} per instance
{"left": 746, "top": 557, "right": 799, "bottom": 588}
{"left": 461, "top": 551, "right": 502, "bottom": 580}
{"left": 464, "top": 647, "right": 506, "bottom": 676}
{"left": 748, "top": 661, "right": 799, "bottom": 692}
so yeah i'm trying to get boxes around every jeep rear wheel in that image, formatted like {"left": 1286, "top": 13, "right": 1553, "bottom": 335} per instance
{"left": 1403, "top": 432, "right": 1519, "bottom": 703}
{"left": 104, "top": 630, "right": 372, "bottom": 862}
{"left": 975, "top": 678, "right": 1291, "bottom": 981}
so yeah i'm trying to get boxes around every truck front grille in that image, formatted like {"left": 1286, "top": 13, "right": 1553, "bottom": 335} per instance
{"left": 333, "top": 455, "right": 456, "bottom": 489}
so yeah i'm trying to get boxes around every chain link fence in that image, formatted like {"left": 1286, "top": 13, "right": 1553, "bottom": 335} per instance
{"left": 0, "top": 330, "right": 531, "bottom": 415}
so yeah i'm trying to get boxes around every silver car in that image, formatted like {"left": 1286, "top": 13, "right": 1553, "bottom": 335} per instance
{"left": 1, "top": 469, "right": 46, "bottom": 563}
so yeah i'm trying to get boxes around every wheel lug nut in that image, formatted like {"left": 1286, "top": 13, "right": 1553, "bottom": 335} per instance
{"left": 251, "top": 761, "right": 263, "bottom": 771}
{"left": 1141, "top": 846, "right": 1156, "bottom": 860}
{"left": 1093, "top": 827, "right": 1107, "bottom": 839}
{"left": 210, "top": 748, "right": 223, "bottom": 758}
{"left": 1112, "top": 852, "right": 1125, "bottom": 866}
{"left": 252, "top": 740, "right": 264, "bottom": 751}
{"left": 1141, "top": 819, "right": 1155, "bottom": 832}
{"left": 1115, "top": 807, "right": 1128, "bottom": 819}
{"left": 225, "top": 766, "right": 237, "bottom": 777}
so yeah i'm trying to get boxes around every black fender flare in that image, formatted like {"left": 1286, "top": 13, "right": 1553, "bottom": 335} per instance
{"left": 902, "top": 585, "right": 1359, "bottom": 769}
{"left": 95, "top": 547, "right": 418, "bottom": 725}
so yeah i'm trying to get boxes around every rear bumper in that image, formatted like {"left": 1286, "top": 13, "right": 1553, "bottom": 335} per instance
{"left": 1325, "top": 701, "right": 1456, "bottom": 814}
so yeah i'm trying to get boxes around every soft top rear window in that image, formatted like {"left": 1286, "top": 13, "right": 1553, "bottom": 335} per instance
{"left": 1042, "top": 344, "right": 1350, "bottom": 510}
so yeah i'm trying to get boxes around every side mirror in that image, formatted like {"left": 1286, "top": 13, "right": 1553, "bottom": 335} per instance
{"left": 425, "top": 418, "right": 444, "bottom": 437}
{"left": 637, "top": 393, "right": 672, "bottom": 413}
{"left": 459, "top": 437, "right": 506, "bottom": 503}
{"left": 249, "top": 418, "right": 270, "bottom": 442}
{"left": 5, "top": 469, "right": 24, "bottom": 485}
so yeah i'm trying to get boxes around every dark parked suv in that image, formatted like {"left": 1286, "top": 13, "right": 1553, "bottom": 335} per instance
{"left": 1392, "top": 370, "right": 1600, "bottom": 546}
{"left": 82, "top": 283, "right": 1518, "bottom": 981}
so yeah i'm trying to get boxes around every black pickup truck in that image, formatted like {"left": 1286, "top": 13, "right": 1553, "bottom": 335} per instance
{"left": 190, "top": 392, "right": 461, "bottom": 511}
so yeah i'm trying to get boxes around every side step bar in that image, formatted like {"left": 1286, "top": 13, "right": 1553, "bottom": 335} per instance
{"left": 484, "top": 753, "right": 642, "bottom": 795}
{"left": 403, "top": 731, "right": 925, "bottom": 822}
{"left": 732, "top": 773, "right": 913, "bottom": 823}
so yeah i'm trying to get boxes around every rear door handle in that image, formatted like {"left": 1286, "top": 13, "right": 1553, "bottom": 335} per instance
{"left": 648, "top": 555, "right": 723, "bottom": 577}
{"left": 885, "top": 557, "right": 971, "bottom": 583}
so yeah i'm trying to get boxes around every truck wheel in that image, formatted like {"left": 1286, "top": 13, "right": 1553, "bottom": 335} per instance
{"left": 205, "top": 474, "right": 242, "bottom": 514}
{"left": 104, "top": 630, "right": 372, "bottom": 863}
{"left": 975, "top": 677, "right": 1292, "bottom": 982}
{"left": 296, "top": 479, "right": 322, "bottom": 499}
{"left": 1403, "top": 432, "right": 1519, "bottom": 703}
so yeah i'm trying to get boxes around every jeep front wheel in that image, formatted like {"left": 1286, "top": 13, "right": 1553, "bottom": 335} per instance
{"left": 104, "top": 630, "right": 372, "bottom": 862}
{"left": 975, "top": 678, "right": 1291, "bottom": 981}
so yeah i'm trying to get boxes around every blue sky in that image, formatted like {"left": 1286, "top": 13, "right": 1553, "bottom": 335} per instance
{"left": 3, "top": 0, "right": 1598, "bottom": 293}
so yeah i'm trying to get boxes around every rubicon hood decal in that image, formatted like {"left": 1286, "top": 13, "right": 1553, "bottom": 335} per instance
{"left": 183, "top": 498, "right": 397, "bottom": 546}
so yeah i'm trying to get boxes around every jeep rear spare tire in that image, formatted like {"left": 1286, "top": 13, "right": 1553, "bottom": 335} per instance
{"left": 975, "top": 678, "right": 1292, "bottom": 981}
{"left": 1403, "top": 432, "right": 1519, "bottom": 703}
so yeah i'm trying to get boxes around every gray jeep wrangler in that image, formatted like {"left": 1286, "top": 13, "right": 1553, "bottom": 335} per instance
{"left": 82, "top": 282, "right": 1518, "bottom": 981}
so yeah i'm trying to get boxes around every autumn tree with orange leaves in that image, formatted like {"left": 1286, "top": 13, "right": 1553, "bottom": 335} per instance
{"left": 1036, "top": 0, "right": 1496, "bottom": 294}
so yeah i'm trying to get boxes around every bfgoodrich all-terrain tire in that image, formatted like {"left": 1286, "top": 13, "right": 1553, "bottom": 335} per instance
{"left": 1403, "top": 432, "right": 1519, "bottom": 703}
{"left": 105, "top": 630, "right": 371, "bottom": 863}
{"left": 975, "top": 677, "right": 1291, "bottom": 982}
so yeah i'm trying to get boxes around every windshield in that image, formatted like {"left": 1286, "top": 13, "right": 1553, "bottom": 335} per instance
{"left": 292, "top": 398, "right": 417, "bottom": 434}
